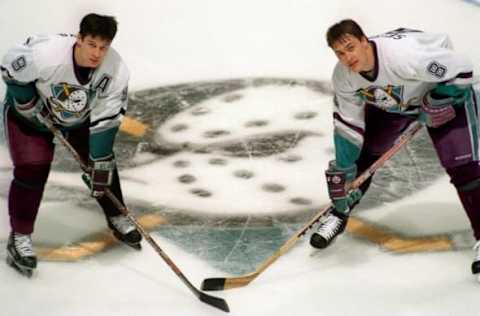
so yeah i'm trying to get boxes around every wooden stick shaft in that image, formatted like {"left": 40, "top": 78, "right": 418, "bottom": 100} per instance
{"left": 206, "top": 121, "right": 423, "bottom": 290}
{"left": 43, "top": 118, "right": 229, "bottom": 312}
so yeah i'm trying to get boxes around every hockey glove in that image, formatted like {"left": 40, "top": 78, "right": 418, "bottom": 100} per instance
{"left": 325, "top": 160, "right": 362, "bottom": 214}
{"left": 84, "top": 156, "right": 115, "bottom": 198}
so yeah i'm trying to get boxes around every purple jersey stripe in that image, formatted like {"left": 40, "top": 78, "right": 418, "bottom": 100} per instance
{"left": 333, "top": 112, "right": 365, "bottom": 136}
{"left": 456, "top": 72, "right": 473, "bottom": 79}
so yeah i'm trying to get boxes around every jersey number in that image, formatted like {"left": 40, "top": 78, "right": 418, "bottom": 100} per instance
{"left": 376, "top": 28, "right": 422, "bottom": 40}
{"left": 427, "top": 61, "right": 447, "bottom": 79}
{"left": 11, "top": 56, "right": 26, "bottom": 72}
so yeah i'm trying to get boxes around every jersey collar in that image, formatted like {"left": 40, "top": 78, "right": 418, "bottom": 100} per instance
{"left": 359, "top": 40, "right": 379, "bottom": 82}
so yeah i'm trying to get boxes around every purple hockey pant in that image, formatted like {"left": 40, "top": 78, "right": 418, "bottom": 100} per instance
{"left": 4, "top": 107, "right": 123, "bottom": 234}
{"left": 357, "top": 104, "right": 480, "bottom": 240}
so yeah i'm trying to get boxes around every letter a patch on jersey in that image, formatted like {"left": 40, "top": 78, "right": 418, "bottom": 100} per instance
{"left": 94, "top": 74, "right": 112, "bottom": 97}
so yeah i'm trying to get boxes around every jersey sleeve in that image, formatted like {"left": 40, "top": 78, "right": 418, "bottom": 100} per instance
{"left": 89, "top": 61, "right": 130, "bottom": 161}
{"left": 331, "top": 65, "right": 366, "bottom": 169}
{"left": 1, "top": 36, "right": 43, "bottom": 105}
{"left": 395, "top": 34, "right": 474, "bottom": 86}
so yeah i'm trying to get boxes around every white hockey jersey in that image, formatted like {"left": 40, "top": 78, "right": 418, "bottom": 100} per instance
{"left": 1, "top": 33, "right": 129, "bottom": 159}
{"left": 332, "top": 28, "right": 474, "bottom": 167}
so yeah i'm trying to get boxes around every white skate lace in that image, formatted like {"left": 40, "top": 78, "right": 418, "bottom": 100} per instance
{"left": 474, "top": 240, "right": 480, "bottom": 261}
{"left": 317, "top": 214, "right": 343, "bottom": 241}
{"left": 14, "top": 233, "right": 35, "bottom": 257}
{"left": 110, "top": 215, "right": 135, "bottom": 234}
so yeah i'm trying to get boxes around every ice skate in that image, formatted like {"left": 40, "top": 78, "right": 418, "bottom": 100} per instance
{"left": 6, "top": 232, "right": 37, "bottom": 278}
{"left": 108, "top": 215, "right": 142, "bottom": 250}
{"left": 310, "top": 209, "right": 348, "bottom": 249}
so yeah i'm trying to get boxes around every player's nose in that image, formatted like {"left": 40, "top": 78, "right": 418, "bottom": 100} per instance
{"left": 92, "top": 47, "right": 102, "bottom": 59}
{"left": 345, "top": 52, "right": 355, "bottom": 62}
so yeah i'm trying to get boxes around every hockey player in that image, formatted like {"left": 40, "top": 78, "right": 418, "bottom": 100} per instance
{"left": 1, "top": 13, "right": 142, "bottom": 277}
{"left": 310, "top": 19, "right": 480, "bottom": 278}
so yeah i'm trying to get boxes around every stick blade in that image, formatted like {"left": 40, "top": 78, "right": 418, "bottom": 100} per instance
{"left": 201, "top": 277, "right": 227, "bottom": 291}
{"left": 198, "top": 291, "right": 230, "bottom": 313}
{"left": 201, "top": 275, "right": 254, "bottom": 291}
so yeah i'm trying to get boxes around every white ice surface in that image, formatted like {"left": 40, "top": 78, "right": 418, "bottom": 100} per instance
{"left": 1, "top": 0, "right": 480, "bottom": 315}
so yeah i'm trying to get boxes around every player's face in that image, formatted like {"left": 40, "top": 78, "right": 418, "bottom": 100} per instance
{"left": 75, "top": 35, "right": 111, "bottom": 68}
{"left": 331, "top": 34, "right": 374, "bottom": 73}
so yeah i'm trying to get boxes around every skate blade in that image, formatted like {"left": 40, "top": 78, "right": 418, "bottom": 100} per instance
{"left": 118, "top": 240, "right": 142, "bottom": 251}
{"left": 128, "top": 243, "right": 142, "bottom": 251}
{"left": 112, "top": 231, "right": 142, "bottom": 251}
{"left": 6, "top": 256, "right": 34, "bottom": 278}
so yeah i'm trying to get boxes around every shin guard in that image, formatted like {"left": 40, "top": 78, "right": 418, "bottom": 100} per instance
{"left": 448, "top": 163, "right": 480, "bottom": 240}
{"left": 457, "top": 182, "right": 480, "bottom": 241}
{"left": 9, "top": 164, "right": 51, "bottom": 234}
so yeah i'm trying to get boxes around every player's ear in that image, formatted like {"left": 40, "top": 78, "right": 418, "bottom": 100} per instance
{"left": 359, "top": 36, "right": 370, "bottom": 49}
{"left": 76, "top": 33, "right": 84, "bottom": 46}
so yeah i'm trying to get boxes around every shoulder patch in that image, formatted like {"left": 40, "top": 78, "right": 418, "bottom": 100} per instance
{"left": 11, "top": 56, "right": 27, "bottom": 72}
{"left": 427, "top": 61, "right": 447, "bottom": 79}
{"left": 121, "top": 86, "right": 128, "bottom": 102}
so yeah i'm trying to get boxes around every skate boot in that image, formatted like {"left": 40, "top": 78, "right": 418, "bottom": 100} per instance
{"left": 472, "top": 240, "right": 480, "bottom": 280}
{"left": 6, "top": 232, "right": 37, "bottom": 278}
{"left": 108, "top": 215, "right": 142, "bottom": 250}
{"left": 310, "top": 209, "right": 348, "bottom": 249}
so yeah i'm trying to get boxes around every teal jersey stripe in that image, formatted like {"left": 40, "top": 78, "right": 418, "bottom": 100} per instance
{"left": 334, "top": 132, "right": 361, "bottom": 169}
{"left": 6, "top": 82, "right": 38, "bottom": 104}
{"left": 466, "top": 88, "right": 479, "bottom": 160}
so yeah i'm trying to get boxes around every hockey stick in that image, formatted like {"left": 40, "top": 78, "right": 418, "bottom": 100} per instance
{"left": 41, "top": 118, "right": 229, "bottom": 313}
{"left": 201, "top": 121, "right": 423, "bottom": 291}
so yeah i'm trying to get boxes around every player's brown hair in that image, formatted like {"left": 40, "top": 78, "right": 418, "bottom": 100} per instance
{"left": 326, "top": 19, "right": 367, "bottom": 47}
{"left": 79, "top": 13, "right": 118, "bottom": 41}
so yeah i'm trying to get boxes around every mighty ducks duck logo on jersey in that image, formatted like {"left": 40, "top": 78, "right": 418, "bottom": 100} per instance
{"left": 357, "top": 85, "right": 409, "bottom": 112}
{"left": 48, "top": 83, "right": 94, "bottom": 125}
